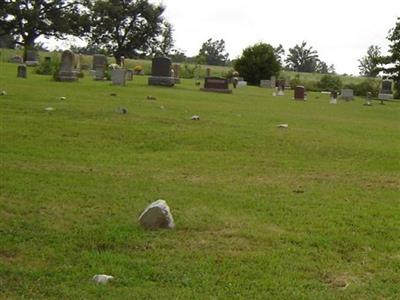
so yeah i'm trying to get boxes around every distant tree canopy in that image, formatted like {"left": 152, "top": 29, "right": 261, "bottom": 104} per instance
{"left": 378, "top": 17, "right": 400, "bottom": 98}
{"left": 234, "top": 43, "right": 281, "bottom": 85}
{"left": 198, "top": 38, "right": 229, "bottom": 66}
{"left": 358, "top": 45, "right": 381, "bottom": 77}
{"left": 285, "top": 41, "right": 334, "bottom": 74}
{"left": 87, "top": 0, "right": 166, "bottom": 64}
{"left": 0, "top": 0, "right": 89, "bottom": 60}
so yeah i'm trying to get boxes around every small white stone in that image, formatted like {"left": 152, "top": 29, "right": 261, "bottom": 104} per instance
{"left": 45, "top": 107, "right": 54, "bottom": 111}
{"left": 277, "top": 124, "right": 288, "bottom": 128}
{"left": 93, "top": 274, "right": 114, "bottom": 284}
{"left": 0, "top": 91, "right": 7, "bottom": 96}
{"left": 59, "top": 97, "right": 67, "bottom": 100}
{"left": 138, "top": 200, "right": 174, "bottom": 230}
{"left": 191, "top": 115, "right": 200, "bottom": 120}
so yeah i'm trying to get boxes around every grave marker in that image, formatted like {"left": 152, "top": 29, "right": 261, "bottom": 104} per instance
{"left": 201, "top": 77, "right": 232, "bottom": 94}
{"left": 148, "top": 57, "right": 175, "bottom": 87}
{"left": 56, "top": 50, "right": 77, "bottom": 81}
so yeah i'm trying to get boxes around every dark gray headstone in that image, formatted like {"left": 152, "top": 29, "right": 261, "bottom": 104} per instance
{"left": 17, "top": 64, "right": 27, "bottom": 78}
{"left": 148, "top": 57, "right": 175, "bottom": 87}
{"left": 294, "top": 86, "right": 305, "bottom": 100}
{"left": 151, "top": 57, "right": 171, "bottom": 77}
{"left": 92, "top": 54, "right": 108, "bottom": 70}
{"left": 200, "top": 77, "right": 232, "bottom": 94}
{"left": 379, "top": 80, "right": 394, "bottom": 100}
{"left": 25, "top": 50, "right": 39, "bottom": 66}
{"left": 56, "top": 50, "right": 77, "bottom": 81}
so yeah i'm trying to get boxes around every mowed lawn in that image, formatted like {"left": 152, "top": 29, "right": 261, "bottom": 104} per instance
{"left": 0, "top": 62, "right": 399, "bottom": 299}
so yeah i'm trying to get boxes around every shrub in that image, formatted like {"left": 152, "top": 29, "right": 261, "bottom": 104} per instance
{"left": 344, "top": 79, "right": 380, "bottom": 97}
{"left": 36, "top": 57, "right": 59, "bottom": 76}
{"left": 317, "top": 74, "right": 343, "bottom": 91}
{"left": 234, "top": 43, "right": 281, "bottom": 85}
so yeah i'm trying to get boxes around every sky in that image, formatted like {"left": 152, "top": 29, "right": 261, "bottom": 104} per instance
{"left": 156, "top": 0, "right": 400, "bottom": 75}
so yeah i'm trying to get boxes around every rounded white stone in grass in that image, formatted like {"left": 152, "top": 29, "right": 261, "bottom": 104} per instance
{"left": 277, "top": 124, "right": 288, "bottom": 128}
{"left": 59, "top": 97, "right": 67, "bottom": 100}
{"left": 191, "top": 115, "right": 200, "bottom": 121}
{"left": 92, "top": 274, "right": 114, "bottom": 284}
{"left": 45, "top": 107, "right": 54, "bottom": 111}
{"left": 0, "top": 91, "right": 7, "bottom": 96}
{"left": 138, "top": 200, "right": 175, "bottom": 230}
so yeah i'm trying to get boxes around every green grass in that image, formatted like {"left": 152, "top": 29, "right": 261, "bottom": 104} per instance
{"left": 1, "top": 62, "right": 400, "bottom": 299}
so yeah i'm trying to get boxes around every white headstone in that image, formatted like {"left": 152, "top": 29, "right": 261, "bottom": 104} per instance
{"left": 138, "top": 200, "right": 174, "bottom": 230}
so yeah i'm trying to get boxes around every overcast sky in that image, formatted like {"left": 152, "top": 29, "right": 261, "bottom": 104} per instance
{"left": 157, "top": 0, "right": 399, "bottom": 75}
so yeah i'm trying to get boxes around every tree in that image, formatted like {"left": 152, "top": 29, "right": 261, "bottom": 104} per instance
{"left": 358, "top": 45, "right": 381, "bottom": 77}
{"left": 198, "top": 38, "right": 229, "bottom": 66}
{"left": 88, "top": 0, "right": 166, "bottom": 64}
{"left": 378, "top": 17, "right": 400, "bottom": 98}
{"left": 150, "top": 21, "right": 174, "bottom": 56}
{"left": 285, "top": 41, "right": 320, "bottom": 72}
{"left": 0, "top": 0, "right": 89, "bottom": 61}
{"left": 274, "top": 44, "right": 285, "bottom": 64}
{"left": 234, "top": 43, "right": 281, "bottom": 85}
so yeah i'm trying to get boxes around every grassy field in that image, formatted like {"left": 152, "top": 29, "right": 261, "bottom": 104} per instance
{"left": 0, "top": 62, "right": 399, "bottom": 299}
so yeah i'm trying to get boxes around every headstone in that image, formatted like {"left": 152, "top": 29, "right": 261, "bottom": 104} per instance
{"left": 378, "top": 80, "right": 394, "bottom": 100}
{"left": 270, "top": 76, "right": 276, "bottom": 89}
{"left": 206, "top": 68, "right": 211, "bottom": 77}
{"left": 172, "top": 64, "right": 180, "bottom": 84}
{"left": 111, "top": 69, "right": 126, "bottom": 86}
{"left": 330, "top": 91, "right": 338, "bottom": 104}
{"left": 138, "top": 200, "right": 175, "bottom": 230}
{"left": 364, "top": 92, "right": 373, "bottom": 106}
{"left": 25, "top": 50, "right": 39, "bottom": 66}
{"left": 120, "top": 56, "right": 125, "bottom": 68}
{"left": 237, "top": 81, "right": 247, "bottom": 88}
{"left": 294, "top": 85, "right": 305, "bottom": 100}
{"left": 9, "top": 55, "right": 23, "bottom": 64}
{"left": 277, "top": 80, "right": 285, "bottom": 95}
{"left": 92, "top": 54, "right": 108, "bottom": 80}
{"left": 17, "top": 64, "right": 27, "bottom": 78}
{"left": 260, "top": 80, "right": 271, "bottom": 88}
{"left": 148, "top": 57, "right": 175, "bottom": 87}
{"left": 56, "top": 50, "right": 77, "bottom": 81}
{"left": 201, "top": 77, "right": 232, "bottom": 94}
{"left": 340, "top": 89, "right": 354, "bottom": 101}
{"left": 126, "top": 70, "right": 134, "bottom": 81}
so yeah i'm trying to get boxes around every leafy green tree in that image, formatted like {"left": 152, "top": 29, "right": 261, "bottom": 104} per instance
{"left": 150, "top": 21, "right": 174, "bottom": 56}
{"left": 88, "top": 0, "right": 166, "bottom": 64}
{"left": 0, "top": 0, "right": 89, "bottom": 61}
{"left": 378, "top": 17, "right": 400, "bottom": 98}
{"left": 198, "top": 38, "right": 229, "bottom": 66}
{"left": 274, "top": 44, "right": 285, "bottom": 64}
{"left": 234, "top": 43, "right": 281, "bottom": 85}
{"left": 358, "top": 45, "right": 381, "bottom": 77}
{"left": 285, "top": 41, "right": 319, "bottom": 72}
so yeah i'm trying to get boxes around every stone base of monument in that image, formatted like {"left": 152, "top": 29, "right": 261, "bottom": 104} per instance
{"left": 148, "top": 76, "right": 175, "bottom": 87}
{"left": 378, "top": 93, "right": 393, "bottom": 100}
{"left": 25, "top": 61, "right": 39, "bottom": 67}
{"left": 200, "top": 87, "right": 232, "bottom": 94}
{"left": 56, "top": 71, "right": 78, "bottom": 82}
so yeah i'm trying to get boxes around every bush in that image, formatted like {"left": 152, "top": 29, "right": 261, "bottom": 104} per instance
{"left": 317, "top": 74, "right": 343, "bottom": 91}
{"left": 234, "top": 43, "right": 281, "bottom": 85}
{"left": 36, "top": 57, "right": 59, "bottom": 76}
{"left": 344, "top": 79, "right": 380, "bottom": 97}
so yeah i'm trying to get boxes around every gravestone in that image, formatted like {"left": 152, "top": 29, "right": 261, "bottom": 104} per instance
{"left": 126, "top": 70, "right": 134, "bottom": 81}
{"left": 378, "top": 80, "right": 393, "bottom": 100}
{"left": 17, "top": 64, "right": 27, "bottom": 78}
{"left": 294, "top": 85, "right": 305, "bottom": 100}
{"left": 270, "top": 76, "right": 276, "bottom": 89}
{"left": 9, "top": 55, "right": 23, "bottom": 64}
{"left": 25, "top": 50, "right": 39, "bottom": 66}
{"left": 111, "top": 69, "right": 126, "bottom": 86}
{"left": 260, "top": 80, "right": 272, "bottom": 88}
{"left": 148, "top": 57, "right": 175, "bottom": 87}
{"left": 92, "top": 54, "right": 108, "bottom": 80}
{"left": 172, "top": 64, "right": 180, "bottom": 84}
{"left": 340, "top": 89, "right": 354, "bottom": 101}
{"left": 330, "top": 91, "right": 338, "bottom": 104}
{"left": 277, "top": 80, "right": 285, "bottom": 95}
{"left": 138, "top": 200, "right": 175, "bottom": 230}
{"left": 237, "top": 81, "right": 247, "bottom": 88}
{"left": 56, "top": 50, "right": 77, "bottom": 81}
{"left": 201, "top": 77, "right": 232, "bottom": 94}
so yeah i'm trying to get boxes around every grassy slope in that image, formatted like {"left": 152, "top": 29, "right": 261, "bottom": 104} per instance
{"left": 0, "top": 62, "right": 399, "bottom": 299}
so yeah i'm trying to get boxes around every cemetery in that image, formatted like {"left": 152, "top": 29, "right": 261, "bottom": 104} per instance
{"left": 0, "top": 1, "right": 399, "bottom": 299}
